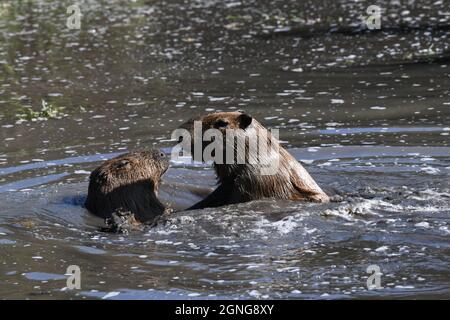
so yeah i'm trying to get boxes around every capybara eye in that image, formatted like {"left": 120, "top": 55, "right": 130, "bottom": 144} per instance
{"left": 215, "top": 119, "right": 229, "bottom": 128}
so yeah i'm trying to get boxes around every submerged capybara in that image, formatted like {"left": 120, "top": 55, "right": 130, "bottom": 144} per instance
{"left": 179, "top": 112, "right": 329, "bottom": 209}
{"left": 85, "top": 149, "right": 169, "bottom": 223}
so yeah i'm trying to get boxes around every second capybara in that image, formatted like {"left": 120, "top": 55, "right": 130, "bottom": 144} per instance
{"left": 179, "top": 112, "right": 330, "bottom": 209}
{"left": 85, "top": 149, "right": 169, "bottom": 223}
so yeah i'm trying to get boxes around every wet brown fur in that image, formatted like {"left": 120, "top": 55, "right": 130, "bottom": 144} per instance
{"left": 85, "top": 149, "right": 169, "bottom": 222}
{"left": 180, "top": 112, "right": 329, "bottom": 209}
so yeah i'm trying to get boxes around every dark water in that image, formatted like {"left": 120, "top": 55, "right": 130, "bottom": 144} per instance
{"left": 0, "top": 0, "right": 449, "bottom": 299}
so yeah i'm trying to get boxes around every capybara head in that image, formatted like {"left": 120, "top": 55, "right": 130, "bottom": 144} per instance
{"left": 85, "top": 149, "right": 169, "bottom": 223}
{"left": 179, "top": 111, "right": 260, "bottom": 163}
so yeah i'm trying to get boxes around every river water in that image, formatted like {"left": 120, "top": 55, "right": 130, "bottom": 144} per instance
{"left": 0, "top": 0, "right": 449, "bottom": 299}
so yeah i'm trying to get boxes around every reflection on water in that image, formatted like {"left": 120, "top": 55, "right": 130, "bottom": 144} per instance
{"left": 0, "top": 0, "right": 449, "bottom": 299}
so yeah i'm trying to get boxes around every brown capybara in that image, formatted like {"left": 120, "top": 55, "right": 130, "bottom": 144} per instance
{"left": 85, "top": 149, "right": 169, "bottom": 223}
{"left": 179, "top": 112, "right": 329, "bottom": 209}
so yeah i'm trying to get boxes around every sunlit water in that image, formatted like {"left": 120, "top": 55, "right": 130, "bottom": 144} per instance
{"left": 0, "top": 0, "right": 449, "bottom": 299}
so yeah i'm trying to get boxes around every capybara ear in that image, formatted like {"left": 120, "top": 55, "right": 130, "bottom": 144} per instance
{"left": 237, "top": 113, "right": 253, "bottom": 129}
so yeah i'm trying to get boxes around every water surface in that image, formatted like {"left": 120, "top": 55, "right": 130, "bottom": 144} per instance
{"left": 0, "top": 0, "right": 449, "bottom": 299}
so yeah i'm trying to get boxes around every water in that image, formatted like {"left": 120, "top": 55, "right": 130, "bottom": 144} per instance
{"left": 0, "top": 0, "right": 449, "bottom": 299}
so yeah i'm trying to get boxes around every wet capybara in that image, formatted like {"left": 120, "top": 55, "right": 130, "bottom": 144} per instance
{"left": 179, "top": 112, "right": 329, "bottom": 209}
{"left": 85, "top": 149, "right": 169, "bottom": 223}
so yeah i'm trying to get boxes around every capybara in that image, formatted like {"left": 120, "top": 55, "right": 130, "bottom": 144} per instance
{"left": 178, "top": 112, "right": 329, "bottom": 209}
{"left": 85, "top": 149, "right": 169, "bottom": 223}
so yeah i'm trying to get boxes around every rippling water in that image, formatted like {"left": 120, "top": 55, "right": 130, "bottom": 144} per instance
{"left": 0, "top": 0, "right": 449, "bottom": 299}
